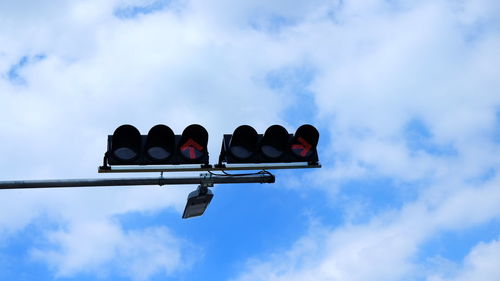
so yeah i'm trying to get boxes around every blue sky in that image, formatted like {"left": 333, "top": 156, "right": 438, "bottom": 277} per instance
{"left": 1, "top": 0, "right": 500, "bottom": 280}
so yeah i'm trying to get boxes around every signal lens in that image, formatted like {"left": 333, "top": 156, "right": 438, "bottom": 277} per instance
{"left": 111, "top": 125, "right": 141, "bottom": 162}
{"left": 229, "top": 125, "right": 258, "bottom": 159}
{"left": 179, "top": 124, "right": 208, "bottom": 161}
{"left": 260, "top": 125, "right": 289, "bottom": 159}
{"left": 145, "top": 125, "right": 175, "bottom": 161}
{"left": 291, "top": 124, "right": 319, "bottom": 160}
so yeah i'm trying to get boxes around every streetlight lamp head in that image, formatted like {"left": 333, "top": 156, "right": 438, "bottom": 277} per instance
{"left": 182, "top": 185, "right": 214, "bottom": 219}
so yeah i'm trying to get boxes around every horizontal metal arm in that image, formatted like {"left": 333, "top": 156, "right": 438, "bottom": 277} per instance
{"left": 98, "top": 162, "right": 321, "bottom": 173}
{"left": 0, "top": 173, "right": 275, "bottom": 190}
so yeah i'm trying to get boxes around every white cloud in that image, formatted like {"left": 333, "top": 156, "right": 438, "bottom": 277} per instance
{"left": 428, "top": 238, "right": 500, "bottom": 281}
{"left": 31, "top": 221, "right": 194, "bottom": 280}
{"left": 232, "top": 175, "right": 500, "bottom": 281}
{"left": 0, "top": 0, "right": 300, "bottom": 277}
{"left": 221, "top": 0, "right": 500, "bottom": 280}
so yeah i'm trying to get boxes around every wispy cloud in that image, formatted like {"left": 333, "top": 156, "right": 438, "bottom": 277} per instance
{"left": 31, "top": 222, "right": 196, "bottom": 280}
{"left": 4, "top": 54, "right": 46, "bottom": 85}
{"left": 114, "top": 0, "right": 183, "bottom": 19}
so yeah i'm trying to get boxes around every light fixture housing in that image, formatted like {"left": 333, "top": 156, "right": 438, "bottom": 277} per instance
{"left": 182, "top": 185, "right": 214, "bottom": 219}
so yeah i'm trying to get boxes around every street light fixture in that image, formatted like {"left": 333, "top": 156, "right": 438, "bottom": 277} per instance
{"left": 182, "top": 184, "right": 214, "bottom": 219}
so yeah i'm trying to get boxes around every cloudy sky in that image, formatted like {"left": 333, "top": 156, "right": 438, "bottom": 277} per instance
{"left": 1, "top": 0, "right": 500, "bottom": 280}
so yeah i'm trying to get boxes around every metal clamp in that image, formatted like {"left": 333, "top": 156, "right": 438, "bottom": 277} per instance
{"left": 200, "top": 173, "right": 215, "bottom": 188}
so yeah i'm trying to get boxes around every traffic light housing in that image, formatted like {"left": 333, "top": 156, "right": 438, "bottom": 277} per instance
{"left": 106, "top": 124, "right": 209, "bottom": 165}
{"left": 218, "top": 124, "right": 319, "bottom": 165}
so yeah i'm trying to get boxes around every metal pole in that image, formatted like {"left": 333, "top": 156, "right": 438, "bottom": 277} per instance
{"left": 0, "top": 173, "right": 275, "bottom": 190}
{"left": 98, "top": 162, "right": 321, "bottom": 173}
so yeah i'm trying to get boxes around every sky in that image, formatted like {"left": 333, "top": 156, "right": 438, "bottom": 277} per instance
{"left": 0, "top": 0, "right": 500, "bottom": 280}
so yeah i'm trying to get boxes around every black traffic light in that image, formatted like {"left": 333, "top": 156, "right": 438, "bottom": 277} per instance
{"left": 218, "top": 124, "right": 319, "bottom": 165}
{"left": 106, "top": 124, "right": 209, "bottom": 165}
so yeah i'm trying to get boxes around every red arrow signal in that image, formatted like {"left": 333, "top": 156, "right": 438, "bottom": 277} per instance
{"left": 291, "top": 137, "right": 312, "bottom": 157}
{"left": 180, "top": 139, "right": 204, "bottom": 159}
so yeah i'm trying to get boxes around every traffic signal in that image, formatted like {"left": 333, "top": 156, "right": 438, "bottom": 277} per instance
{"left": 218, "top": 124, "right": 319, "bottom": 165}
{"left": 106, "top": 124, "right": 209, "bottom": 165}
